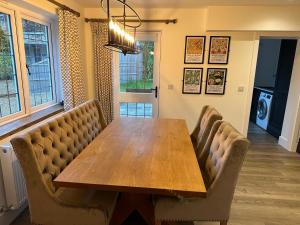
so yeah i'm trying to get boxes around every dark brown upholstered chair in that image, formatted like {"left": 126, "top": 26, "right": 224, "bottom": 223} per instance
{"left": 11, "top": 100, "right": 118, "bottom": 225}
{"left": 155, "top": 121, "right": 250, "bottom": 225}
{"left": 190, "top": 105, "right": 223, "bottom": 158}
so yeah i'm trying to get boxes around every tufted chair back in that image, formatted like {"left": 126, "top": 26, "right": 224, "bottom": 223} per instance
{"left": 191, "top": 105, "right": 223, "bottom": 158}
{"left": 10, "top": 100, "right": 107, "bottom": 207}
{"left": 199, "top": 121, "right": 250, "bottom": 191}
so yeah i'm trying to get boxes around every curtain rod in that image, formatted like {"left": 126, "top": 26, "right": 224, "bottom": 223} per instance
{"left": 47, "top": 0, "right": 81, "bottom": 17}
{"left": 85, "top": 18, "right": 178, "bottom": 24}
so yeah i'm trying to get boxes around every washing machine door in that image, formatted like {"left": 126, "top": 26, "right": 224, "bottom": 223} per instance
{"left": 257, "top": 99, "right": 268, "bottom": 120}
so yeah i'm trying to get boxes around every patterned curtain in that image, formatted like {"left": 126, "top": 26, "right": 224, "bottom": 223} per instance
{"left": 58, "top": 9, "right": 87, "bottom": 110}
{"left": 90, "top": 22, "right": 113, "bottom": 124}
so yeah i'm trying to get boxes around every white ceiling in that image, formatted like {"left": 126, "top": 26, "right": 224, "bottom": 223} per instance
{"left": 74, "top": 0, "right": 300, "bottom": 8}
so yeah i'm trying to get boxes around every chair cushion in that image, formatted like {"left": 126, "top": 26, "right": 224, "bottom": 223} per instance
{"left": 55, "top": 188, "right": 118, "bottom": 219}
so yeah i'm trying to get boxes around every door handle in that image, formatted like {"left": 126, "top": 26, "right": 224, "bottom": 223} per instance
{"left": 26, "top": 64, "right": 31, "bottom": 76}
{"left": 151, "top": 86, "right": 158, "bottom": 98}
{"left": 126, "top": 86, "right": 158, "bottom": 97}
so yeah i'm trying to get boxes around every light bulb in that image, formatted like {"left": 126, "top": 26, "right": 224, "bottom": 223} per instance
{"left": 108, "top": 20, "right": 136, "bottom": 47}
{"left": 109, "top": 20, "right": 116, "bottom": 30}
{"left": 120, "top": 29, "right": 125, "bottom": 37}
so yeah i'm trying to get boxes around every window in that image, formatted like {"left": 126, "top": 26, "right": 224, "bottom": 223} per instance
{"left": 0, "top": 12, "right": 21, "bottom": 118}
{"left": 119, "top": 41, "right": 154, "bottom": 92}
{"left": 0, "top": 5, "right": 58, "bottom": 124}
{"left": 120, "top": 102, "right": 153, "bottom": 118}
{"left": 22, "top": 19, "right": 54, "bottom": 107}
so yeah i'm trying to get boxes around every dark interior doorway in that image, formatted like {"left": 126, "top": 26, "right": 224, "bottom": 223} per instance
{"left": 249, "top": 38, "right": 297, "bottom": 139}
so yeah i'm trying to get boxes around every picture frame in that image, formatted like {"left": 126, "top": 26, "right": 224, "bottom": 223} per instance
{"left": 205, "top": 68, "right": 227, "bottom": 95}
{"left": 182, "top": 68, "right": 203, "bottom": 94}
{"left": 208, "top": 36, "right": 231, "bottom": 64}
{"left": 184, "top": 36, "right": 206, "bottom": 64}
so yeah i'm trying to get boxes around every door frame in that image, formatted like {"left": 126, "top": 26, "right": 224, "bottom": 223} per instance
{"left": 293, "top": 95, "right": 300, "bottom": 149}
{"left": 113, "top": 31, "right": 161, "bottom": 119}
{"left": 244, "top": 32, "right": 300, "bottom": 152}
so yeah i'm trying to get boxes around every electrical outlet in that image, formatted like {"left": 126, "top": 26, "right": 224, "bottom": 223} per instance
{"left": 168, "top": 84, "right": 174, "bottom": 90}
{"left": 237, "top": 86, "right": 245, "bottom": 93}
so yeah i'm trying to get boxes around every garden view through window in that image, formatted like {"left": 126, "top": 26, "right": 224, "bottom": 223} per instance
{"left": 22, "top": 19, "right": 54, "bottom": 107}
{"left": 119, "top": 40, "right": 154, "bottom": 92}
{"left": 0, "top": 9, "right": 55, "bottom": 122}
{"left": 119, "top": 40, "right": 155, "bottom": 118}
{"left": 0, "top": 12, "right": 21, "bottom": 118}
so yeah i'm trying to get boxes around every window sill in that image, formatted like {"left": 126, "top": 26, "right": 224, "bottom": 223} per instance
{"left": 0, "top": 104, "right": 64, "bottom": 141}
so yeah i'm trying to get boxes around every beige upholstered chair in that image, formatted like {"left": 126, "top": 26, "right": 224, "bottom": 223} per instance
{"left": 190, "top": 105, "right": 223, "bottom": 158}
{"left": 11, "top": 100, "right": 118, "bottom": 225}
{"left": 155, "top": 121, "right": 250, "bottom": 225}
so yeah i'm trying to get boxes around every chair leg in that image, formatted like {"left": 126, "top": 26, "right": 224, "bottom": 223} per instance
{"left": 220, "top": 220, "right": 228, "bottom": 225}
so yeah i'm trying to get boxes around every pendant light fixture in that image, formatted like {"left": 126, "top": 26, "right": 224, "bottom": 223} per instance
{"left": 101, "top": 0, "right": 141, "bottom": 55}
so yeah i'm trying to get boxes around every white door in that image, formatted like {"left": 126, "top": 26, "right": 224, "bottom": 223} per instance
{"left": 113, "top": 32, "right": 160, "bottom": 118}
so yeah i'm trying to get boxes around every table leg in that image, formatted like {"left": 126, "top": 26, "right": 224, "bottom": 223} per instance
{"left": 110, "top": 193, "right": 155, "bottom": 225}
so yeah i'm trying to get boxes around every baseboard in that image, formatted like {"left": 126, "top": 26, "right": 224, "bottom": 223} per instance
{"left": 278, "top": 136, "right": 289, "bottom": 151}
{"left": 0, "top": 203, "right": 27, "bottom": 225}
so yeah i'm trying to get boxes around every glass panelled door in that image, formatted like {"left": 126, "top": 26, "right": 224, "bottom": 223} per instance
{"left": 114, "top": 32, "right": 160, "bottom": 118}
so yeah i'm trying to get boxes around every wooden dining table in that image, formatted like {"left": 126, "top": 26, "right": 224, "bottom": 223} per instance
{"left": 54, "top": 118, "right": 206, "bottom": 225}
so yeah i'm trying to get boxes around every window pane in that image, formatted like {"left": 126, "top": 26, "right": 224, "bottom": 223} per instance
{"left": 0, "top": 12, "right": 21, "bottom": 118}
{"left": 120, "top": 102, "right": 153, "bottom": 118}
{"left": 119, "top": 41, "right": 154, "bottom": 93}
{"left": 22, "top": 19, "right": 53, "bottom": 107}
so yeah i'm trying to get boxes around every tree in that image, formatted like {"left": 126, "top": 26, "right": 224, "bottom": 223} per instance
{"left": 141, "top": 41, "right": 154, "bottom": 84}
{"left": 0, "top": 26, "right": 13, "bottom": 81}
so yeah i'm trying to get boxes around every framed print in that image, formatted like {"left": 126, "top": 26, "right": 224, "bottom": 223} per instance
{"left": 205, "top": 68, "right": 227, "bottom": 95}
{"left": 182, "top": 68, "right": 203, "bottom": 94}
{"left": 184, "top": 36, "right": 206, "bottom": 64}
{"left": 208, "top": 36, "right": 231, "bottom": 64}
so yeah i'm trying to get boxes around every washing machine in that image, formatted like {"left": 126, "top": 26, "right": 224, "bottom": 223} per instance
{"left": 256, "top": 91, "right": 273, "bottom": 130}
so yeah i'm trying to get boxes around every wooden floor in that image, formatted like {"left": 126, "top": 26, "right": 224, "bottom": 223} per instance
{"left": 11, "top": 123, "right": 300, "bottom": 225}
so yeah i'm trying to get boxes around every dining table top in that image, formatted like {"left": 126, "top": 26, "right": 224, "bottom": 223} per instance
{"left": 54, "top": 117, "right": 207, "bottom": 197}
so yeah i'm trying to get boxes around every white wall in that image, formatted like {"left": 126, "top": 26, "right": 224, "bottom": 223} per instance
{"left": 83, "top": 6, "right": 300, "bottom": 152}
{"left": 254, "top": 39, "right": 281, "bottom": 87}
{"left": 206, "top": 6, "right": 300, "bottom": 31}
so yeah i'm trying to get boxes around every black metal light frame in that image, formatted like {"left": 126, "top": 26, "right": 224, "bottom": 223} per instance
{"left": 102, "top": 0, "right": 142, "bottom": 55}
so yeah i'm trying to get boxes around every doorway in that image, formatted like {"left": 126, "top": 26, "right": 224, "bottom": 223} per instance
{"left": 113, "top": 32, "right": 160, "bottom": 118}
{"left": 248, "top": 38, "right": 297, "bottom": 146}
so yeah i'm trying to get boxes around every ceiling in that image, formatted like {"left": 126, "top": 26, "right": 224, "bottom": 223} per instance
{"left": 74, "top": 0, "right": 300, "bottom": 8}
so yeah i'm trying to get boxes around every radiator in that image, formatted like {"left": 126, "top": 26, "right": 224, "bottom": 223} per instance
{"left": 0, "top": 143, "right": 27, "bottom": 210}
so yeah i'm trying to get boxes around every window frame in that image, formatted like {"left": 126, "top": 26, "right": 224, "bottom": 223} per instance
{"left": 0, "top": 3, "right": 60, "bottom": 126}
{"left": 0, "top": 6, "right": 26, "bottom": 124}
{"left": 18, "top": 13, "right": 58, "bottom": 113}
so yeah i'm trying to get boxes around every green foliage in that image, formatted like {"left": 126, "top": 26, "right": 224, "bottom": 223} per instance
{"left": 140, "top": 41, "right": 154, "bottom": 83}
{"left": 120, "top": 80, "right": 153, "bottom": 92}
{"left": 0, "top": 26, "right": 14, "bottom": 80}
